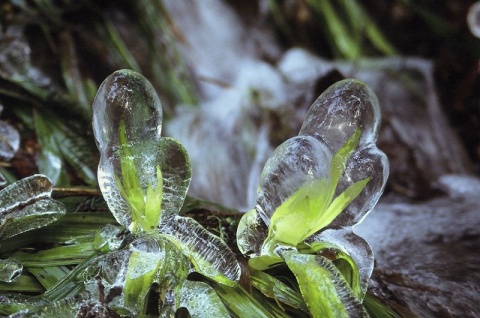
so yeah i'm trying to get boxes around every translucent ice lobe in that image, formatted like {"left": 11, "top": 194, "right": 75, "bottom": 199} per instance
{"left": 299, "top": 79, "right": 381, "bottom": 153}
{"left": 93, "top": 70, "right": 174, "bottom": 229}
{"left": 93, "top": 69, "right": 162, "bottom": 152}
{"left": 331, "top": 145, "right": 389, "bottom": 228}
{"left": 307, "top": 228, "right": 374, "bottom": 298}
{"left": 256, "top": 136, "right": 332, "bottom": 225}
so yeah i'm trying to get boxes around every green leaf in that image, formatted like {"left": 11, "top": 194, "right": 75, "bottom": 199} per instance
{"left": 304, "top": 177, "right": 371, "bottom": 240}
{"left": 250, "top": 269, "right": 308, "bottom": 313}
{"left": 124, "top": 249, "right": 163, "bottom": 313}
{"left": 209, "top": 280, "right": 288, "bottom": 318}
{"left": 115, "top": 120, "right": 163, "bottom": 233}
{"left": 266, "top": 179, "right": 329, "bottom": 248}
{"left": 248, "top": 254, "right": 284, "bottom": 271}
{"left": 299, "top": 241, "right": 362, "bottom": 298}
{"left": 160, "top": 215, "right": 241, "bottom": 286}
{"left": 33, "top": 109, "right": 96, "bottom": 186}
{"left": 179, "top": 281, "right": 230, "bottom": 317}
{"left": 263, "top": 130, "right": 367, "bottom": 250}
{"left": 284, "top": 252, "right": 367, "bottom": 317}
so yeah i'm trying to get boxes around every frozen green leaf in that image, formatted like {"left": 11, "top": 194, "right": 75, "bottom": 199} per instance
{"left": 0, "top": 175, "right": 66, "bottom": 239}
{"left": 180, "top": 281, "right": 230, "bottom": 318}
{"left": 284, "top": 252, "right": 367, "bottom": 318}
{"left": 160, "top": 215, "right": 241, "bottom": 285}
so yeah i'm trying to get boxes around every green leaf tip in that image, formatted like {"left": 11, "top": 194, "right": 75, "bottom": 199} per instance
{"left": 263, "top": 129, "right": 369, "bottom": 250}
{"left": 115, "top": 120, "right": 163, "bottom": 233}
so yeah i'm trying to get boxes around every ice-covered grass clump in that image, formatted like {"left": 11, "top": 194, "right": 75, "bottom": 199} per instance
{"left": 237, "top": 79, "right": 389, "bottom": 317}
{"left": 91, "top": 69, "right": 240, "bottom": 316}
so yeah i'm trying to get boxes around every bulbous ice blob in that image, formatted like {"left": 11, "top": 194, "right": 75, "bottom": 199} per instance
{"left": 93, "top": 70, "right": 162, "bottom": 153}
{"left": 255, "top": 136, "right": 332, "bottom": 226}
{"left": 93, "top": 70, "right": 191, "bottom": 229}
{"left": 299, "top": 79, "right": 381, "bottom": 153}
{"left": 330, "top": 145, "right": 389, "bottom": 228}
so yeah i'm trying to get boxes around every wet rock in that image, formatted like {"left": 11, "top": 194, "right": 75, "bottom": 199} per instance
{"left": 355, "top": 175, "right": 480, "bottom": 317}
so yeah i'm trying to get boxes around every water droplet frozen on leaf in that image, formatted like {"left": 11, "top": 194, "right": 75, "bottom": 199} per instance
{"left": 256, "top": 135, "right": 332, "bottom": 226}
{"left": 300, "top": 79, "right": 381, "bottom": 153}
{"left": 93, "top": 70, "right": 163, "bottom": 153}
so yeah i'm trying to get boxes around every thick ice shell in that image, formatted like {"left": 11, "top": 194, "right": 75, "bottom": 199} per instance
{"left": 93, "top": 70, "right": 162, "bottom": 153}
{"left": 93, "top": 70, "right": 191, "bottom": 229}
{"left": 256, "top": 135, "right": 332, "bottom": 226}
{"left": 330, "top": 144, "right": 389, "bottom": 228}
{"left": 299, "top": 79, "right": 381, "bottom": 153}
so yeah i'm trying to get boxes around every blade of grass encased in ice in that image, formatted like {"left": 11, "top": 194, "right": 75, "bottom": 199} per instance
{"left": 28, "top": 266, "right": 70, "bottom": 290}
{"left": 0, "top": 274, "right": 44, "bottom": 293}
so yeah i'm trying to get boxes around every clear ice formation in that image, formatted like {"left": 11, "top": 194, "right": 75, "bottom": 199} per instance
{"left": 0, "top": 104, "right": 20, "bottom": 186}
{"left": 0, "top": 258, "right": 22, "bottom": 283}
{"left": 0, "top": 174, "right": 66, "bottom": 239}
{"left": 237, "top": 79, "right": 389, "bottom": 297}
{"left": 92, "top": 69, "right": 241, "bottom": 308}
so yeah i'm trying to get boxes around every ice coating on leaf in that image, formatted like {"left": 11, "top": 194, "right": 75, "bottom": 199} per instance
{"left": 93, "top": 70, "right": 162, "bottom": 229}
{"left": 155, "top": 138, "right": 191, "bottom": 217}
{"left": 179, "top": 281, "right": 230, "bottom": 317}
{"left": 284, "top": 252, "right": 368, "bottom": 318}
{"left": 0, "top": 198, "right": 66, "bottom": 239}
{"left": 256, "top": 135, "right": 332, "bottom": 226}
{"left": 236, "top": 208, "right": 268, "bottom": 257}
{"left": 300, "top": 79, "right": 380, "bottom": 153}
{"left": 160, "top": 215, "right": 241, "bottom": 285}
{"left": 0, "top": 258, "right": 22, "bottom": 283}
{"left": 0, "top": 175, "right": 52, "bottom": 213}
{"left": 93, "top": 224, "right": 124, "bottom": 253}
{"left": 0, "top": 175, "right": 64, "bottom": 239}
{"left": 331, "top": 145, "right": 389, "bottom": 228}
{"left": 93, "top": 70, "right": 191, "bottom": 230}
{"left": 306, "top": 228, "right": 374, "bottom": 298}
{"left": 0, "top": 120, "right": 20, "bottom": 161}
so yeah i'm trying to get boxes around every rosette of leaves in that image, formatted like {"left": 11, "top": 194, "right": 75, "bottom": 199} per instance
{"left": 237, "top": 79, "right": 389, "bottom": 317}
{"left": 88, "top": 69, "right": 243, "bottom": 317}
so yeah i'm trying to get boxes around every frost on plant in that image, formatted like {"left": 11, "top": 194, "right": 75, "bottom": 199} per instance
{"left": 237, "top": 79, "right": 389, "bottom": 316}
{"left": 90, "top": 69, "right": 241, "bottom": 316}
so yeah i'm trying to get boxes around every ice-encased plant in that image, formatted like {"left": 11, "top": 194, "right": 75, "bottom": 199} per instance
{"left": 86, "top": 69, "right": 242, "bottom": 316}
{"left": 237, "top": 79, "right": 389, "bottom": 317}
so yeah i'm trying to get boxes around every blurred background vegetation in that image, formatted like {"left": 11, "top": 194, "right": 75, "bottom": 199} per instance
{"left": 0, "top": 0, "right": 479, "bottom": 188}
